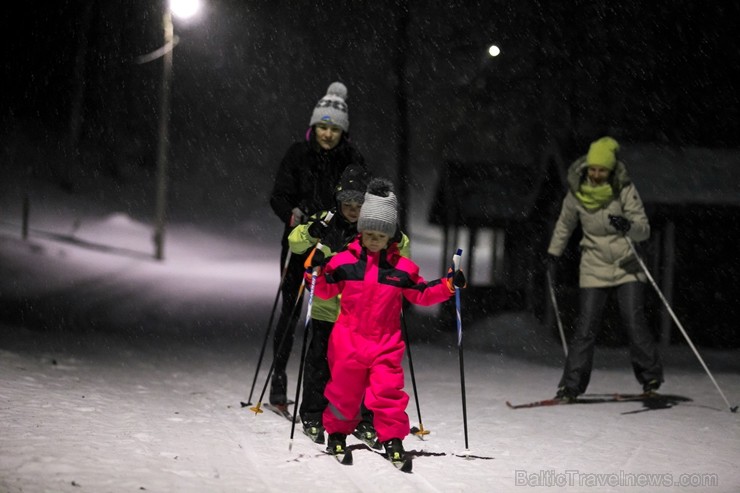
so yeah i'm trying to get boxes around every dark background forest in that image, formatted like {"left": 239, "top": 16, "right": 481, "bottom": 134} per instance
{"left": 1, "top": 1, "right": 740, "bottom": 347}
{"left": 3, "top": 1, "right": 739, "bottom": 194}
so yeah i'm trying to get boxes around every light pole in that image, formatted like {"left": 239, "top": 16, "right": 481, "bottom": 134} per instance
{"left": 152, "top": 0, "right": 201, "bottom": 260}
{"left": 153, "top": 5, "right": 174, "bottom": 261}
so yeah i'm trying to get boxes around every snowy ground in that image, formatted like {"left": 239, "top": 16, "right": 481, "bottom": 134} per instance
{"left": 1, "top": 173, "right": 739, "bottom": 493}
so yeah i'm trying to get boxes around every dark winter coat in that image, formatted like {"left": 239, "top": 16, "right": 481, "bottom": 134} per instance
{"left": 269, "top": 136, "right": 366, "bottom": 239}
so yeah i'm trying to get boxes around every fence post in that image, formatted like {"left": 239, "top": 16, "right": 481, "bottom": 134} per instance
{"left": 22, "top": 194, "right": 30, "bottom": 240}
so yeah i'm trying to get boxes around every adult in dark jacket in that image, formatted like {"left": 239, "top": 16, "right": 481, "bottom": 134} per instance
{"left": 547, "top": 136, "right": 663, "bottom": 401}
{"left": 268, "top": 82, "right": 367, "bottom": 405}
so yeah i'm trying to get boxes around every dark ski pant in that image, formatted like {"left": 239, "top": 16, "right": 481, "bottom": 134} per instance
{"left": 300, "top": 319, "right": 373, "bottom": 426}
{"left": 272, "top": 244, "right": 308, "bottom": 377}
{"left": 559, "top": 281, "right": 663, "bottom": 394}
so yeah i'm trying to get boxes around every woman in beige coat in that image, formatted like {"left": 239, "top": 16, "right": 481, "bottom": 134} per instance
{"left": 547, "top": 136, "right": 663, "bottom": 401}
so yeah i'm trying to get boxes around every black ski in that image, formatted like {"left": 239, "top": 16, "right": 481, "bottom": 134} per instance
{"left": 506, "top": 393, "right": 654, "bottom": 409}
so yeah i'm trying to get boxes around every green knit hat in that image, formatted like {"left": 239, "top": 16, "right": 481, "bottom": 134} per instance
{"left": 586, "top": 136, "right": 620, "bottom": 170}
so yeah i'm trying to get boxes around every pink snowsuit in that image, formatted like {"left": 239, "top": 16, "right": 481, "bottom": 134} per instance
{"left": 312, "top": 236, "right": 453, "bottom": 442}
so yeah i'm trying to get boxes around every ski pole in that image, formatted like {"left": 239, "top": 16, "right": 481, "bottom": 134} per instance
{"left": 246, "top": 249, "right": 293, "bottom": 406}
{"left": 289, "top": 246, "right": 322, "bottom": 451}
{"left": 249, "top": 213, "right": 334, "bottom": 415}
{"left": 452, "top": 248, "right": 470, "bottom": 452}
{"left": 401, "top": 309, "right": 429, "bottom": 436}
{"left": 546, "top": 268, "right": 568, "bottom": 357}
{"left": 249, "top": 282, "right": 305, "bottom": 415}
{"left": 625, "top": 235, "right": 737, "bottom": 413}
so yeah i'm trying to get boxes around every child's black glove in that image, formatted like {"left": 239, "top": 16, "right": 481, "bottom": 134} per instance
{"left": 307, "top": 219, "right": 330, "bottom": 239}
{"left": 446, "top": 268, "right": 467, "bottom": 292}
{"left": 452, "top": 270, "right": 467, "bottom": 288}
{"left": 309, "top": 248, "right": 325, "bottom": 268}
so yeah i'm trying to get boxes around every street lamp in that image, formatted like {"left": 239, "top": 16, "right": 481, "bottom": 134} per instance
{"left": 152, "top": 0, "right": 202, "bottom": 260}
{"left": 171, "top": 0, "right": 201, "bottom": 19}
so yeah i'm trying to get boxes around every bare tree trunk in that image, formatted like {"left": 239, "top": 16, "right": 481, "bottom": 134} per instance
{"left": 67, "top": 0, "right": 96, "bottom": 172}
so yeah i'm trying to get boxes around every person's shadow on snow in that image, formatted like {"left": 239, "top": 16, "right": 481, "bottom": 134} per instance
{"left": 621, "top": 393, "right": 693, "bottom": 414}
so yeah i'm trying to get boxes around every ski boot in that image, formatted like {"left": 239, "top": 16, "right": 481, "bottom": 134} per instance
{"left": 555, "top": 386, "right": 578, "bottom": 403}
{"left": 642, "top": 379, "right": 661, "bottom": 395}
{"left": 269, "top": 371, "right": 287, "bottom": 405}
{"left": 352, "top": 420, "right": 381, "bottom": 449}
{"left": 326, "top": 433, "right": 352, "bottom": 465}
{"left": 302, "top": 419, "right": 325, "bottom": 444}
{"left": 383, "top": 438, "right": 412, "bottom": 472}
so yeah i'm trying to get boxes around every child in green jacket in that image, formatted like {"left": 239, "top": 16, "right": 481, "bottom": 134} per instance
{"left": 288, "top": 166, "right": 409, "bottom": 446}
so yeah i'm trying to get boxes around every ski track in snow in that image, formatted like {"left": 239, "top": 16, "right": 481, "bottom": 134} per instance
{"left": 4, "top": 325, "right": 739, "bottom": 492}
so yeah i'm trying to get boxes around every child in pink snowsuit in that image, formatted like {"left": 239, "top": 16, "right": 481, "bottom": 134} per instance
{"left": 311, "top": 178, "right": 465, "bottom": 462}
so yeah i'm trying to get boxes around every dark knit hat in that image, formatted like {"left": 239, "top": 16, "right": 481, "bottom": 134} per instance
{"left": 357, "top": 178, "right": 398, "bottom": 236}
{"left": 309, "top": 82, "right": 349, "bottom": 132}
{"left": 336, "top": 165, "right": 370, "bottom": 204}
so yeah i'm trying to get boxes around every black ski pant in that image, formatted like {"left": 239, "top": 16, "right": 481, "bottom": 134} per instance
{"left": 559, "top": 281, "right": 663, "bottom": 394}
{"left": 271, "top": 243, "right": 308, "bottom": 377}
{"left": 299, "top": 319, "right": 373, "bottom": 426}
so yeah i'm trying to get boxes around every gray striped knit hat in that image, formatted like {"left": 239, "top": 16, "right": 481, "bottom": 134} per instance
{"left": 357, "top": 178, "right": 398, "bottom": 236}
{"left": 309, "top": 82, "right": 349, "bottom": 132}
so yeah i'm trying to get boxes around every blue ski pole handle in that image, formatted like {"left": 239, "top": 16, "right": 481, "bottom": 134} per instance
{"left": 452, "top": 248, "right": 463, "bottom": 346}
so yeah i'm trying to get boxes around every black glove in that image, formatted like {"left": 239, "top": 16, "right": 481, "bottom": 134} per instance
{"left": 544, "top": 254, "right": 559, "bottom": 268}
{"left": 309, "top": 248, "right": 325, "bottom": 268}
{"left": 452, "top": 270, "right": 467, "bottom": 288}
{"left": 446, "top": 268, "right": 467, "bottom": 290}
{"left": 307, "top": 218, "right": 330, "bottom": 239}
{"left": 608, "top": 215, "right": 631, "bottom": 233}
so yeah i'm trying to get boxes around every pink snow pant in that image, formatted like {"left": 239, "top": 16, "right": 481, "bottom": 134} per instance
{"left": 322, "top": 323, "right": 410, "bottom": 443}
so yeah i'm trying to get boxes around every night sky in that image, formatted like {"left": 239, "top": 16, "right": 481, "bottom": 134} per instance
{"left": 3, "top": 1, "right": 740, "bottom": 189}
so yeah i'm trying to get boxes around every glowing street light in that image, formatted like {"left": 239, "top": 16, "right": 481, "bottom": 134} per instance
{"left": 488, "top": 44, "right": 501, "bottom": 57}
{"left": 171, "top": 0, "right": 201, "bottom": 19}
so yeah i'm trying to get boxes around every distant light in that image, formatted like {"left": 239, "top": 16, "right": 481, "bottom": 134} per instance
{"left": 488, "top": 45, "right": 501, "bottom": 57}
{"left": 171, "top": 0, "right": 201, "bottom": 19}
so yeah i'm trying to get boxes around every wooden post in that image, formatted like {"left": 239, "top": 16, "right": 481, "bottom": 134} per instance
{"left": 22, "top": 194, "right": 30, "bottom": 240}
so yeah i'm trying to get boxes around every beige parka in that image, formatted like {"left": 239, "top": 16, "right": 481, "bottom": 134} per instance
{"left": 547, "top": 156, "right": 649, "bottom": 288}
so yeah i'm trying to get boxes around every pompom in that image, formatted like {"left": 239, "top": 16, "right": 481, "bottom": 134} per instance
{"left": 366, "top": 178, "right": 394, "bottom": 198}
{"left": 326, "top": 81, "right": 348, "bottom": 101}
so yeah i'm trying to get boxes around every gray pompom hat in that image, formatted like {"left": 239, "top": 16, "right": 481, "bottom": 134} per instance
{"left": 357, "top": 178, "right": 398, "bottom": 236}
{"left": 309, "top": 82, "right": 349, "bottom": 132}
